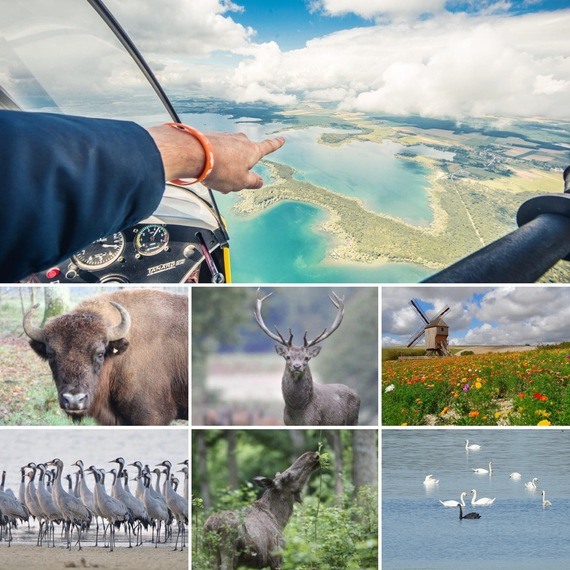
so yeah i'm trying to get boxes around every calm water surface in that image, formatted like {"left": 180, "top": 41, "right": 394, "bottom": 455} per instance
{"left": 0, "top": 428, "right": 188, "bottom": 491}
{"left": 383, "top": 429, "right": 570, "bottom": 569}
{"left": 180, "top": 112, "right": 436, "bottom": 283}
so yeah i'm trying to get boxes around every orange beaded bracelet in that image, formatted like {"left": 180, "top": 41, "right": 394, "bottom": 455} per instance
{"left": 165, "top": 122, "right": 215, "bottom": 185}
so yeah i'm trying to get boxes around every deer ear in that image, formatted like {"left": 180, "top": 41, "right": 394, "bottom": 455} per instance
{"left": 252, "top": 476, "right": 274, "bottom": 489}
{"left": 275, "top": 345, "right": 287, "bottom": 356}
{"left": 307, "top": 346, "right": 321, "bottom": 358}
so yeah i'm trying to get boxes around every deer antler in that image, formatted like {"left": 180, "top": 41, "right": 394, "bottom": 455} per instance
{"left": 304, "top": 292, "right": 345, "bottom": 347}
{"left": 254, "top": 289, "right": 293, "bottom": 346}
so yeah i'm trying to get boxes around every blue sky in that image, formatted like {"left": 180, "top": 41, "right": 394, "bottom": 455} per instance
{"left": 382, "top": 286, "right": 570, "bottom": 347}
{"left": 104, "top": 0, "right": 570, "bottom": 119}
{"left": 229, "top": 1, "right": 371, "bottom": 49}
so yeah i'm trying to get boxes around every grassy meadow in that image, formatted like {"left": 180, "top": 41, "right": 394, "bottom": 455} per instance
{"left": 382, "top": 344, "right": 570, "bottom": 426}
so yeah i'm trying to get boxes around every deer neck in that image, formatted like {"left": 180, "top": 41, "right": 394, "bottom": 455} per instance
{"left": 282, "top": 367, "right": 314, "bottom": 410}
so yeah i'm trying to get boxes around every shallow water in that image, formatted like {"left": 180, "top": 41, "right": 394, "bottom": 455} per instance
{"left": 180, "top": 112, "right": 436, "bottom": 283}
{"left": 383, "top": 429, "right": 570, "bottom": 569}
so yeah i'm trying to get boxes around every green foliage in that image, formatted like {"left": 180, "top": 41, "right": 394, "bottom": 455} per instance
{"left": 536, "top": 341, "right": 570, "bottom": 351}
{"left": 192, "top": 287, "right": 251, "bottom": 391}
{"left": 382, "top": 347, "right": 426, "bottom": 361}
{"left": 192, "top": 487, "right": 378, "bottom": 570}
{"left": 461, "top": 350, "right": 475, "bottom": 356}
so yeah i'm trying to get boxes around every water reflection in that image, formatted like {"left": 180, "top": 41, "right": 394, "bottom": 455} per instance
{"left": 0, "top": 428, "right": 188, "bottom": 490}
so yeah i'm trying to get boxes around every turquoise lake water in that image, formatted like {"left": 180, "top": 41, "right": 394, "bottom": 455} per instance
{"left": 181, "top": 112, "right": 440, "bottom": 283}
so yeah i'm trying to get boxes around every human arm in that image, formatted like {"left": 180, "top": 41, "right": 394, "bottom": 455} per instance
{"left": 146, "top": 124, "right": 285, "bottom": 193}
{"left": 0, "top": 110, "right": 165, "bottom": 281}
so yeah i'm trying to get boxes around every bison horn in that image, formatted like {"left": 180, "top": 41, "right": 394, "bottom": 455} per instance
{"left": 107, "top": 302, "right": 131, "bottom": 341}
{"left": 22, "top": 304, "right": 46, "bottom": 343}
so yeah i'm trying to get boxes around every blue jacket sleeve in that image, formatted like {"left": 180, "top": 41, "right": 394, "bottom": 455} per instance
{"left": 0, "top": 110, "right": 165, "bottom": 281}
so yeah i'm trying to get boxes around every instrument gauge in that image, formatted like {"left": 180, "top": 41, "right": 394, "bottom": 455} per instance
{"left": 134, "top": 224, "right": 169, "bottom": 256}
{"left": 72, "top": 233, "right": 125, "bottom": 270}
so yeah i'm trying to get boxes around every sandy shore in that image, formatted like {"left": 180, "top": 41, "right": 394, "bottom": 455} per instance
{"left": 0, "top": 543, "right": 188, "bottom": 569}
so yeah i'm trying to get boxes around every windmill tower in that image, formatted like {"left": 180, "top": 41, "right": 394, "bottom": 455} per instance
{"left": 407, "top": 298, "right": 451, "bottom": 357}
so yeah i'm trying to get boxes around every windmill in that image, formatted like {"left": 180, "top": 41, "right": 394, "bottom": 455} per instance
{"left": 407, "top": 298, "right": 451, "bottom": 357}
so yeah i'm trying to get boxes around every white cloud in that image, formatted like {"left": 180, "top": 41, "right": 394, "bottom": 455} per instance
{"left": 11, "top": 1, "right": 566, "bottom": 118}
{"left": 384, "top": 286, "right": 570, "bottom": 346}
{"left": 309, "top": 0, "right": 447, "bottom": 21}
{"left": 105, "top": 0, "right": 253, "bottom": 55}
{"left": 228, "top": 10, "right": 570, "bottom": 118}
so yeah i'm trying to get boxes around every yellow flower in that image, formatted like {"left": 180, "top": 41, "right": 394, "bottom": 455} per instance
{"left": 401, "top": 422, "right": 408, "bottom": 426}
{"left": 440, "top": 406, "right": 449, "bottom": 416}
{"left": 537, "top": 419, "right": 551, "bottom": 426}
{"left": 474, "top": 381, "right": 483, "bottom": 389}
{"left": 494, "top": 411, "right": 503, "bottom": 419}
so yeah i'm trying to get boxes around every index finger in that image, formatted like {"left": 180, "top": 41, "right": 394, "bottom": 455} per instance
{"left": 257, "top": 136, "right": 285, "bottom": 159}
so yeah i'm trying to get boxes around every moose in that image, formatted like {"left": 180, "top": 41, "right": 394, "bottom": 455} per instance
{"left": 204, "top": 451, "right": 320, "bottom": 570}
{"left": 22, "top": 289, "right": 188, "bottom": 425}
{"left": 254, "top": 289, "right": 360, "bottom": 425}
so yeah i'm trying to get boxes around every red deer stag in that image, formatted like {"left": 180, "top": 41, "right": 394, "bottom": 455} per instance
{"left": 254, "top": 289, "right": 360, "bottom": 426}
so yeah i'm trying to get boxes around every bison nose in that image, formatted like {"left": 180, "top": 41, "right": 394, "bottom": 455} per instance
{"left": 61, "top": 392, "right": 89, "bottom": 411}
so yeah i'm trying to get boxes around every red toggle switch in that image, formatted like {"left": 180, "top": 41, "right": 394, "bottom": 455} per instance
{"left": 45, "top": 267, "right": 61, "bottom": 279}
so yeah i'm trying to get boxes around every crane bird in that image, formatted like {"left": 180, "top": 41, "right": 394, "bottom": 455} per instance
{"left": 158, "top": 460, "right": 188, "bottom": 551}
{"left": 22, "top": 465, "right": 47, "bottom": 546}
{"left": 88, "top": 467, "right": 132, "bottom": 551}
{"left": 140, "top": 472, "right": 170, "bottom": 548}
{"left": 36, "top": 463, "right": 64, "bottom": 547}
{"left": 0, "top": 476, "right": 28, "bottom": 546}
{"left": 47, "top": 459, "right": 91, "bottom": 550}
{"left": 109, "top": 457, "right": 150, "bottom": 547}
{"left": 72, "top": 459, "right": 104, "bottom": 547}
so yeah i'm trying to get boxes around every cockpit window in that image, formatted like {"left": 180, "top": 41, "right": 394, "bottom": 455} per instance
{"left": 0, "top": 0, "right": 171, "bottom": 125}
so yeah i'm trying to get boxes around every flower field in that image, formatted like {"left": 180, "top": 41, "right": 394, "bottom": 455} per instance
{"left": 382, "top": 348, "right": 570, "bottom": 426}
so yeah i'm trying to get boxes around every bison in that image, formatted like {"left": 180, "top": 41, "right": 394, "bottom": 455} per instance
{"left": 23, "top": 289, "right": 188, "bottom": 425}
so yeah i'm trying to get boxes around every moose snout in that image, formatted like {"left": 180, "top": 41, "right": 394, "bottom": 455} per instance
{"left": 61, "top": 392, "right": 89, "bottom": 412}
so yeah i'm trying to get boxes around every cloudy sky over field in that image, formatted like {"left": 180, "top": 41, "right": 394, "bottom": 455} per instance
{"left": 382, "top": 286, "right": 570, "bottom": 347}
{"left": 105, "top": 0, "right": 570, "bottom": 119}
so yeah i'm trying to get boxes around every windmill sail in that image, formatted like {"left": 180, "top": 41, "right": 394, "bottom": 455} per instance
{"left": 409, "top": 299, "right": 429, "bottom": 324}
{"left": 407, "top": 324, "right": 427, "bottom": 347}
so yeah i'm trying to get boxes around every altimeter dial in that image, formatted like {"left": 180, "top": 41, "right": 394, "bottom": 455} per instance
{"left": 72, "top": 233, "right": 125, "bottom": 270}
{"left": 134, "top": 224, "right": 169, "bottom": 256}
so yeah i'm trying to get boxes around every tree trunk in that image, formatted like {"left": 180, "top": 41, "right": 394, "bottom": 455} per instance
{"left": 351, "top": 431, "right": 377, "bottom": 493}
{"left": 42, "top": 288, "right": 71, "bottom": 324}
{"left": 328, "top": 430, "right": 344, "bottom": 497}
{"left": 196, "top": 431, "right": 212, "bottom": 510}
{"left": 227, "top": 430, "right": 238, "bottom": 490}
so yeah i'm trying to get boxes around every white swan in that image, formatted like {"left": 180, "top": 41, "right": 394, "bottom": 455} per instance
{"left": 423, "top": 474, "right": 439, "bottom": 485}
{"left": 525, "top": 477, "right": 539, "bottom": 490}
{"left": 541, "top": 490, "right": 552, "bottom": 508}
{"left": 472, "top": 461, "right": 493, "bottom": 474}
{"left": 440, "top": 492, "right": 468, "bottom": 507}
{"left": 465, "top": 439, "right": 482, "bottom": 451}
{"left": 471, "top": 488, "right": 496, "bottom": 506}
{"left": 509, "top": 472, "right": 522, "bottom": 480}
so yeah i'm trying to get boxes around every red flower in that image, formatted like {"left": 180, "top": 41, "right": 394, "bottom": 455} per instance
{"left": 533, "top": 392, "right": 548, "bottom": 402}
